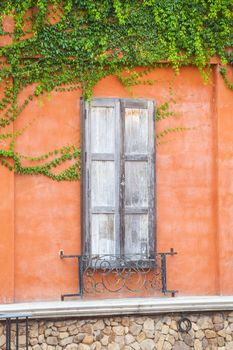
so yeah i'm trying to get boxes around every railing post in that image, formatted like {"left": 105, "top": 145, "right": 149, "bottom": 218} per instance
{"left": 26, "top": 316, "right": 29, "bottom": 350}
{"left": 78, "top": 255, "right": 84, "bottom": 297}
{"left": 161, "top": 253, "right": 167, "bottom": 294}
{"left": 16, "top": 317, "right": 19, "bottom": 350}
{"left": 6, "top": 317, "right": 11, "bottom": 350}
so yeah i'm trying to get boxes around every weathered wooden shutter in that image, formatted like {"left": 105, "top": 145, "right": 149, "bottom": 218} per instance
{"left": 120, "top": 100, "right": 155, "bottom": 257}
{"left": 83, "top": 98, "right": 120, "bottom": 256}
{"left": 83, "top": 98, "right": 155, "bottom": 257}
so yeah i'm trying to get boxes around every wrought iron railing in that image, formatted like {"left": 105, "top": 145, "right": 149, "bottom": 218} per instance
{"left": 60, "top": 250, "right": 177, "bottom": 300}
{"left": 0, "top": 313, "right": 31, "bottom": 350}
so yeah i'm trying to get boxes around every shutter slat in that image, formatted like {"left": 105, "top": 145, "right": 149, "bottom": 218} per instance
{"left": 91, "top": 161, "right": 115, "bottom": 207}
{"left": 91, "top": 107, "right": 115, "bottom": 153}
{"left": 91, "top": 214, "right": 115, "bottom": 255}
{"left": 125, "top": 161, "right": 148, "bottom": 207}
{"left": 124, "top": 215, "right": 148, "bottom": 255}
{"left": 125, "top": 108, "right": 148, "bottom": 154}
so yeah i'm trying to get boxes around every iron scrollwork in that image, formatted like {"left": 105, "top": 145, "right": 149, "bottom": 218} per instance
{"left": 60, "top": 251, "right": 177, "bottom": 299}
{"left": 82, "top": 254, "right": 162, "bottom": 294}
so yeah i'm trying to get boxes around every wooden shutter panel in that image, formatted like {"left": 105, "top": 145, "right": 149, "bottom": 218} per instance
{"left": 83, "top": 99, "right": 120, "bottom": 256}
{"left": 83, "top": 98, "right": 155, "bottom": 258}
{"left": 120, "top": 100, "right": 155, "bottom": 257}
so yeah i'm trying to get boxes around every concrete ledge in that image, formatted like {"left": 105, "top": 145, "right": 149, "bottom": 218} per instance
{"left": 0, "top": 296, "right": 233, "bottom": 319}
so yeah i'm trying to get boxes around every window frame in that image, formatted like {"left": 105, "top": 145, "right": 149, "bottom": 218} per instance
{"left": 81, "top": 97, "right": 156, "bottom": 259}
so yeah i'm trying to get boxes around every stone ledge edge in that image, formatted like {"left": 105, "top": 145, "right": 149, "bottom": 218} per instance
{"left": 0, "top": 296, "right": 233, "bottom": 319}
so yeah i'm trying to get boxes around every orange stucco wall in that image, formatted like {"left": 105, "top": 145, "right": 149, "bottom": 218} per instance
{"left": 0, "top": 65, "right": 233, "bottom": 303}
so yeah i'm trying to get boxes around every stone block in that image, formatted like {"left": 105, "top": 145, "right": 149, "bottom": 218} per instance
{"left": 197, "top": 317, "right": 214, "bottom": 330}
{"left": 103, "top": 327, "right": 112, "bottom": 335}
{"left": 140, "top": 339, "right": 155, "bottom": 350}
{"left": 217, "top": 337, "right": 225, "bottom": 347}
{"left": 205, "top": 330, "right": 216, "bottom": 339}
{"left": 47, "top": 337, "right": 58, "bottom": 346}
{"left": 143, "top": 319, "right": 154, "bottom": 331}
{"left": 108, "top": 343, "right": 120, "bottom": 350}
{"left": 156, "top": 335, "right": 165, "bottom": 350}
{"left": 90, "top": 341, "right": 101, "bottom": 350}
{"left": 125, "top": 334, "right": 134, "bottom": 345}
{"left": 0, "top": 335, "right": 6, "bottom": 347}
{"left": 213, "top": 314, "right": 224, "bottom": 324}
{"left": 83, "top": 335, "right": 94, "bottom": 345}
{"left": 122, "top": 318, "right": 130, "bottom": 327}
{"left": 161, "top": 325, "right": 169, "bottom": 335}
{"left": 59, "top": 332, "right": 69, "bottom": 339}
{"left": 112, "top": 326, "right": 124, "bottom": 336}
{"left": 218, "top": 329, "right": 226, "bottom": 337}
{"left": 81, "top": 325, "right": 93, "bottom": 335}
{"left": 226, "top": 342, "right": 233, "bottom": 350}
{"left": 93, "top": 320, "right": 105, "bottom": 331}
{"left": 194, "top": 339, "right": 202, "bottom": 350}
{"left": 78, "top": 345, "right": 90, "bottom": 350}
{"left": 74, "top": 334, "right": 85, "bottom": 343}
{"left": 59, "top": 336, "right": 73, "bottom": 346}
{"left": 129, "top": 324, "right": 142, "bottom": 336}
{"left": 166, "top": 334, "right": 175, "bottom": 345}
{"left": 101, "top": 335, "right": 109, "bottom": 346}
{"left": 32, "top": 345, "right": 41, "bottom": 350}
{"left": 30, "top": 338, "right": 39, "bottom": 346}
{"left": 173, "top": 341, "right": 190, "bottom": 350}
{"left": 136, "top": 332, "right": 145, "bottom": 343}
{"left": 196, "top": 330, "right": 205, "bottom": 341}
{"left": 39, "top": 335, "right": 45, "bottom": 344}
{"left": 131, "top": 342, "right": 140, "bottom": 350}
{"left": 214, "top": 322, "right": 224, "bottom": 331}
{"left": 66, "top": 345, "right": 79, "bottom": 350}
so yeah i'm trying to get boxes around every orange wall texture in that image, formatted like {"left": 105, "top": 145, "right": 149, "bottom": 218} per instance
{"left": 0, "top": 65, "right": 233, "bottom": 303}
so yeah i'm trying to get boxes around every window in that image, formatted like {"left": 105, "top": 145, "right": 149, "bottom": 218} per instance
{"left": 82, "top": 98, "right": 155, "bottom": 258}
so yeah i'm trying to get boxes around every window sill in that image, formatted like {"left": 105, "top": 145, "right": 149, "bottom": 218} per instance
{"left": 0, "top": 296, "right": 233, "bottom": 319}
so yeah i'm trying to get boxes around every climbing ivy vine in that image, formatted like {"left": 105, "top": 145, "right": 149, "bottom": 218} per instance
{"left": 0, "top": 0, "right": 232, "bottom": 180}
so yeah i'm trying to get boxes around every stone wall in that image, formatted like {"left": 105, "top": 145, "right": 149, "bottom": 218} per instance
{"left": 1, "top": 311, "right": 233, "bottom": 350}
